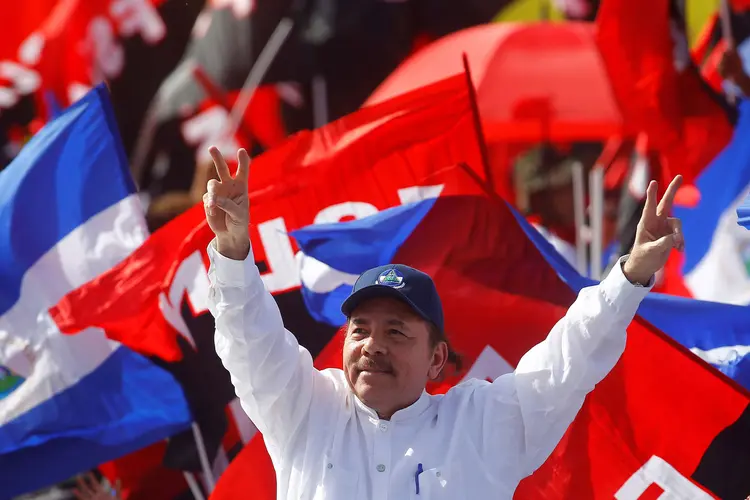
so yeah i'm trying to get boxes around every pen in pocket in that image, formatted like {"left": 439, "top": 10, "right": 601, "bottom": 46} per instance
{"left": 415, "top": 463, "right": 424, "bottom": 494}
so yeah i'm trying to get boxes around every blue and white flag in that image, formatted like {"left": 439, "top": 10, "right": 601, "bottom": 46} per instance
{"left": 674, "top": 99, "right": 750, "bottom": 304}
{"left": 513, "top": 206, "right": 750, "bottom": 391}
{"left": 0, "top": 85, "right": 191, "bottom": 498}
{"left": 293, "top": 195, "right": 439, "bottom": 326}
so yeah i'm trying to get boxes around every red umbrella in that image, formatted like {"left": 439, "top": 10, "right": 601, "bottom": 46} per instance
{"left": 366, "top": 22, "right": 636, "bottom": 144}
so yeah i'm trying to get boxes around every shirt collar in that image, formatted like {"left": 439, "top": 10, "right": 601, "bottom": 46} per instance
{"left": 353, "top": 390, "right": 432, "bottom": 422}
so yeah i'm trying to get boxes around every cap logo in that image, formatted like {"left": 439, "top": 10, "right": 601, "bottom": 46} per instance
{"left": 377, "top": 268, "right": 405, "bottom": 289}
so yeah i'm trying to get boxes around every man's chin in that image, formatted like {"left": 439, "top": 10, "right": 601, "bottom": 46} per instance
{"left": 354, "top": 372, "right": 393, "bottom": 394}
{"left": 353, "top": 384, "right": 387, "bottom": 410}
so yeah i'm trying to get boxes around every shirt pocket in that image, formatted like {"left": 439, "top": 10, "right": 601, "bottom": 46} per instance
{"left": 313, "top": 454, "right": 360, "bottom": 500}
{"left": 412, "top": 463, "right": 462, "bottom": 500}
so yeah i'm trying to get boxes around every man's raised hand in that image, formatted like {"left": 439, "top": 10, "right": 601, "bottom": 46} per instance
{"left": 622, "top": 175, "right": 685, "bottom": 285}
{"left": 203, "top": 147, "right": 251, "bottom": 260}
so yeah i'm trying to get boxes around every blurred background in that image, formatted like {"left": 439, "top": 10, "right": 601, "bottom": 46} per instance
{"left": 3, "top": 0, "right": 750, "bottom": 498}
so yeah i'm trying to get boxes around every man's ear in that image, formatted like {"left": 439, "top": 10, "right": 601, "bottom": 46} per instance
{"left": 428, "top": 342, "right": 449, "bottom": 381}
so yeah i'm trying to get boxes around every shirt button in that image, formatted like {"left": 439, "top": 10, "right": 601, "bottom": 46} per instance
{"left": 379, "top": 423, "right": 388, "bottom": 432}
{"left": 327, "top": 463, "right": 333, "bottom": 470}
{"left": 377, "top": 464, "right": 386, "bottom": 472}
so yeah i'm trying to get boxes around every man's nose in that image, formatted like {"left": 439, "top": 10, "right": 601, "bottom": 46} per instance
{"left": 361, "top": 332, "right": 387, "bottom": 356}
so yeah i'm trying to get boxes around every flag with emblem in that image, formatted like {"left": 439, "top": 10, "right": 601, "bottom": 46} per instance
{"left": 674, "top": 98, "right": 750, "bottom": 305}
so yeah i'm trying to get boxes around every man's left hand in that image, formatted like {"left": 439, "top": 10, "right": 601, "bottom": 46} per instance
{"left": 622, "top": 175, "right": 685, "bottom": 286}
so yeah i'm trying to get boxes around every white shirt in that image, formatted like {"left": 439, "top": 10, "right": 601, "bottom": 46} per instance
{"left": 207, "top": 240, "right": 651, "bottom": 500}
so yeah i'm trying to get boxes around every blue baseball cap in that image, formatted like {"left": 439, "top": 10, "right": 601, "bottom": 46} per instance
{"left": 340, "top": 264, "right": 444, "bottom": 332}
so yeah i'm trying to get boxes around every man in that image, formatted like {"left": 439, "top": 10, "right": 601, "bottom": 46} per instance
{"left": 204, "top": 147, "right": 684, "bottom": 498}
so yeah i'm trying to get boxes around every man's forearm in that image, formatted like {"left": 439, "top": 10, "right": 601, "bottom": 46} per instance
{"left": 512, "top": 257, "right": 651, "bottom": 475}
{"left": 207, "top": 238, "right": 320, "bottom": 452}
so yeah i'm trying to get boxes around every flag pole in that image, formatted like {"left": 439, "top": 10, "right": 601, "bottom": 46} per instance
{"left": 720, "top": 0, "right": 735, "bottom": 47}
{"left": 589, "top": 166, "right": 605, "bottom": 280}
{"left": 312, "top": 75, "right": 329, "bottom": 128}
{"left": 225, "top": 17, "right": 295, "bottom": 140}
{"left": 462, "top": 53, "right": 495, "bottom": 195}
{"left": 191, "top": 421, "right": 216, "bottom": 492}
{"left": 572, "top": 161, "right": 588, "bottom": 276}
{"left": 192, "top": 64, "right": 256, "bottom": 144}
{"left": 129, "top": 16, "right": 292, "bottom": 187}
{"left": 130, "top": 3, "right": 296, "bottom": 186}
{"left": 183, "top": 472, "right": 206, "bottom": 500}
{"left": 457, "top": 162, "right": 500, "bottom": 202}
{"left": 588, "top": 136, "right": 624, "bottom": 279}
{"left": 720, "top": 0, "right": 738, "bottom": 105}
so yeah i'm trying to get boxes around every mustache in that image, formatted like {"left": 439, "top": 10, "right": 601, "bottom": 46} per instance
{"left": 357, "top": 358, "right": 393, "bottom": 373}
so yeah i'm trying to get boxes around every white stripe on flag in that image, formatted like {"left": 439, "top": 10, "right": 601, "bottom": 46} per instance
{"left": 296, "top": 252, "right": 358, "bottom": 294}
{"left": 685, "top": 187, "right": 750, "bottom": 305}
{"left": 691, "top": 345, "right": 750, "bottom": 367}
{"left": 0, "top": 194, "right": 147, "bottom": 425}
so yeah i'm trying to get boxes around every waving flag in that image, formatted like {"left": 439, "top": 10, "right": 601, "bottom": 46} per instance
{"left": 738, "top": 193, "right": 750, "bottom": 229}
{"left": 47, "top": 75, "right": 484, "bottom": 495}
{"left": 294, "top": 192, "right": 444, "bottom": 326}
{"left": 50, "top": 75, "right": 484, "bottom": 354}
{"left": 672, "top": 99, "right": 750, "bottom": 305}
{"left": 512, "top": 203, "right": 750, "bottom": 393}
{"left": 288, "top": 185, "right": 750, "bottom": 498}
{"left": 596, "top": 0, "right": 734, "bottom": 186}
{"left": 0, "top": 84, "right": 191, "bottom": 498}
{"left": 0, "top": 0, "right": 176, "bottom": 127}
{"left": 295, "top": 169, "right": 750, "bottom": 392}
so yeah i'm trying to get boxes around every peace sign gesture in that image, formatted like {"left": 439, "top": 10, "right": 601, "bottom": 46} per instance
{"left": 622, "top": 175, "right": 685, "bottom": 286}
{"left": 203, "top": 147, "right": 251, "bottom": 260}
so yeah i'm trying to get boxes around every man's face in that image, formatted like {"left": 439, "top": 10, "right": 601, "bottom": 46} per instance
{"left": 343, "top": 297, "right": 447, "bottom": 419}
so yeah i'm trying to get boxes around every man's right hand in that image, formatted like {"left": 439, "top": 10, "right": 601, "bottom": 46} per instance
{"left": 203, "top": 147, "right": 251, "bottom": 260}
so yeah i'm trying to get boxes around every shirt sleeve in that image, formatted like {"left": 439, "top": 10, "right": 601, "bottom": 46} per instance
{"left": 207, "top": 238, "right": 338, "bottom": 454}
{"left": 476, "top": 256, "right": 651, "bottom": 479}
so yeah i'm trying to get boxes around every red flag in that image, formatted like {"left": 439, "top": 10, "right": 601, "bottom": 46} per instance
{"left": 49, "top": 207, "right": 200, "bottom": 361}
{"left": 520, "top": 322, "right": 747, "bottom": 498}
{"left": 0, "top": 0, "right": 57, "bottom": 120}
{"left": 34, "top": 0, "right": 168, "bottom": 107}
{"left": 0, "top": 0, "right": 168, "bottom": 121}
{"left": 596, "top": 0, "right": 734, "bottom": 186}
{"left": 700, "top": 39, "right": 729, "bottom": 94}
{"left": 732, "top": 0, "right": 750, "bottom": 11}
{"left": 98, "top": 442, "right": 188, "bottom": 500}
{"left": 49, "top": 74, "right": 484, "bottom": 361}
{"left": 48, "top": 75, "right": 485, "bottom": 496}
{"left": 396, "top": 195, "right": 749, "bottom": 499}
{"left": 211, "top": 192, "right": 750, "bottom": 499}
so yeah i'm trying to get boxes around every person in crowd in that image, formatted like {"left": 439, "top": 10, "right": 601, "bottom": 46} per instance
{"left": 204, "top": 146, "right": 684, "bottom": 498}
{"left": 72, "top": 473, "right": 121, "bottom": 500}
{"left": 720, "top": 46, "right": 750, "bottom": 96}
